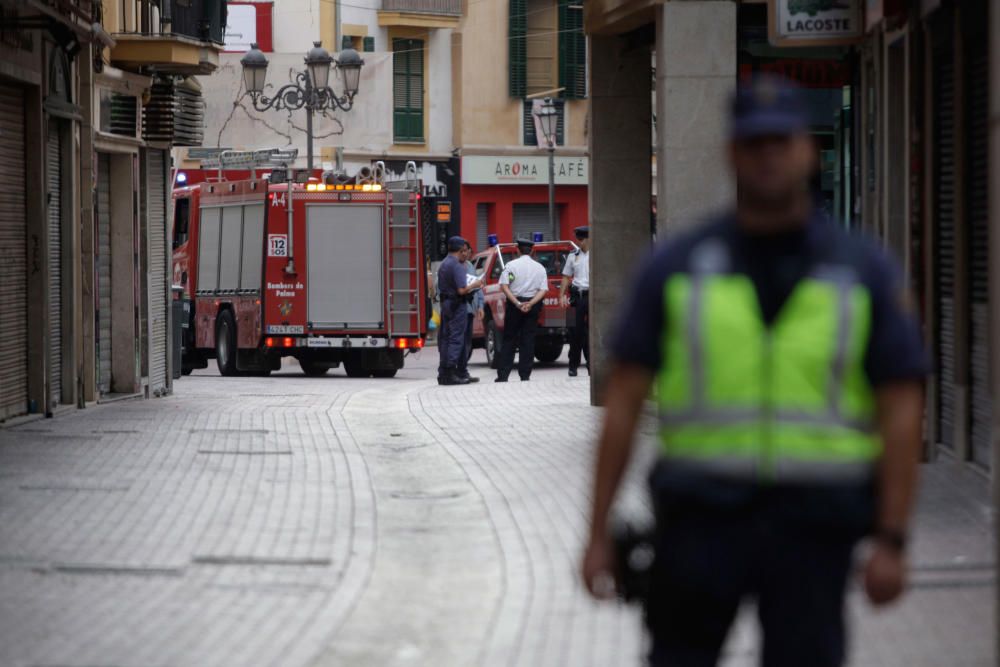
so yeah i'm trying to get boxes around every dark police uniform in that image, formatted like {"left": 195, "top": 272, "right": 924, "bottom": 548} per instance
{"left": 611, "top": 211, "right": 929, "bottom": 666}
{"left": 437, "top": 237, "right": 473, "bottom": 384}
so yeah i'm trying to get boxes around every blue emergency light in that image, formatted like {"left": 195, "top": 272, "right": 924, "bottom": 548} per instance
{"left": 488, "top": 233, "right": 499, "bottom": 247}
{"left": 176, "top": 171, "right": 187, "bottom": 185}
{"left": 532, "top": 232, "right": 544, "bottom": 243}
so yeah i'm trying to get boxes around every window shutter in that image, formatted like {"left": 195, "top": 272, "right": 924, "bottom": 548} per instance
{"left": 523, "top": 99, "right": 564, "bottom": 146}
{"left": 509, "top": 0, "right": 527, "bottom": 98}
{"left": 393, "top": 38, "right": 424, "bottom": 142}
{"left": 558, "top": 0, "right": 586, "bottom": 99}
{"left": 363, "top": 36, "right": 375, "bottom": 52}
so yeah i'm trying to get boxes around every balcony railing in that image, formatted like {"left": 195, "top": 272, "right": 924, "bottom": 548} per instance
{"left": 381, "top": 0, "right": 461, "bottom": 16}
{"left": 116, "top": 0, "right": 226, "bottom": 44}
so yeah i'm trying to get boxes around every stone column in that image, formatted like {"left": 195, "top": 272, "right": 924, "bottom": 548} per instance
{"left": 656, "top": 1, "right": 736, "bottom": 233}
{"left": 588, "top": 35, "right": 652, "bottom": 405}
{"left": 988, "top": 0, "right": 1000, "bottom": 653}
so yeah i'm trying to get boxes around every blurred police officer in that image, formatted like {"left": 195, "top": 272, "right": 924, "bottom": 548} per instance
{"left": 437, "top": 236, "right": 482, "bottom": 385}
{"left": 495, "top": 238, "right": 548, "bottom": 382}
{"left": 458, "top": 240, "right": 485, "bottom": 383}
{"left": 559, "top": 226, "right": 590, "bottom": 376}
{"left": 581, "top": 76, "right": 928, "bottom": 666}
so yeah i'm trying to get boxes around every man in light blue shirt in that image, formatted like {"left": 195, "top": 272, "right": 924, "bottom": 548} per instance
{"left": 459, "top": 241, "right": 484, "bottom": 382}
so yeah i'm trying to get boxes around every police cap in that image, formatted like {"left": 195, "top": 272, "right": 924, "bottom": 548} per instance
{"left": 447, "top": 236, "right": 468, "bottom": 252}
{"left": 574, "top": 226, "right": 589, "bottom": 239}
{"left": 515, "top": 237, "right": 535, "bottom": 249}
{"left": 731, "top": 74, "right": 808, "bottom": 140}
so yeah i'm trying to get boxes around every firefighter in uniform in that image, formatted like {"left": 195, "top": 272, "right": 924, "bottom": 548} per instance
{"left": 581, "top": 77, "right": 928, "bottom": 666}
{"left": 437, "top": 236, "right": 482, "bottom": 385}
{"left": 559, "top": 226, "right": 590, "bottom": 376}
{"left": 495, "top": 238, "right": 548, "bottom": 382}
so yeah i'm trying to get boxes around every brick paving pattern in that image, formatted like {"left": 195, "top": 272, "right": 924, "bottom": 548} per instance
{"left": 0, "top": 351, "right": 994, "bottom": 666}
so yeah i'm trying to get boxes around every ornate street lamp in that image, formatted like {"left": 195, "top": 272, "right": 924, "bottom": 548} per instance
{"left": 240, "top": 43, "right": 269, "bottom": 95}
{"left": 534, "top": 97, "right": 559, "bottom": 235}
{"left": 240, "top": 41, "right": 365, "bottom": 171}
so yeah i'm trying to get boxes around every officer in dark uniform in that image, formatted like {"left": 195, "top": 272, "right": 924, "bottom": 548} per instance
{"left": 437, "top": 236, "right": 482, "bottom": 385}
{"left": 559, "top": 226, "right": 590, "bottom": 376}
{"left": 582, "top": 76, "right": 929, "bottom": 666}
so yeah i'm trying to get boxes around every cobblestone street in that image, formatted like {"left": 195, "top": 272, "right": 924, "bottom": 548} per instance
{"left": 0, "top": 351, "right": 995, "bottom": 667}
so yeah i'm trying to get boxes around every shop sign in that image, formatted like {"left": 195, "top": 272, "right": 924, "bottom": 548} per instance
{"left": 379, "top": 159, "right": 456, "bottom": 198}
{"left": 461, "top": 155, "right": 588, "bottom": 186}
{"left": 768, "top": 0, "right": 863, "bottom": 47}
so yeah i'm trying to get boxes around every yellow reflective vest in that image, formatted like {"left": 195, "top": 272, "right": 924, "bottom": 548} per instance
{"left": 657, "top": 241, "right": 880, "bottom": 483}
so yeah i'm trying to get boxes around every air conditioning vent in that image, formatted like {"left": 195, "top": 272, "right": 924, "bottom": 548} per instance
{"left": 100, "top": 90, "right": 140, "bottom": 138}
{"left": 143, "top": 77, "right": 205, "bottom": 146}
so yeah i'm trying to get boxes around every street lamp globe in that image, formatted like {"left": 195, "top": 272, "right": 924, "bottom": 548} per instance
{"left": 240, "top": 43, "right": 269, "bottom": 94}
{"left": 536, "top": 97, "right": 559, "bottom": 147}
{"left": 336, "top": 47, "right": 365, "bottom": 98}
{"left": 305, "top": 41, "right": 334, "bottom": 90}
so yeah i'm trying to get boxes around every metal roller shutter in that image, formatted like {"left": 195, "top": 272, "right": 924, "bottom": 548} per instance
{"left": 47, "top": 128, "right": 62, "bottom": 406}
{"left": 0, "top": 84, "right": 28, "bottom": 420}
{"left": 933, "top": 31, "right": 957, "bottom": 451}
{"left": 512, "top": 203, "right": 557, "bottom": 243}
{"left": 965, "top": 25, "right": 991, "bottom": 469}
{"left": 146, "top": 149, "right": 168, "bottom": 393}
{"left": 97, "top": 153, "right": 112, "bottom": 395}
{"left": 476, "top": 203, "right": 489, "bottom": 253}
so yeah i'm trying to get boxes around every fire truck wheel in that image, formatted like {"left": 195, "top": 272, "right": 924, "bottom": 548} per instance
{"left": 343, "top": 357, "right": 369, "bottom": 378}
{"left": 485, "top": 320, "right": 502, "bottom": 369}
{"left": 299, "top": 359, "right": 330, "bottom": 377}
{"left": 215, "top": 310, "right": 239, "bottom": 376}
{"left": 371, "top": 369, "right": 398, "bottom": 379}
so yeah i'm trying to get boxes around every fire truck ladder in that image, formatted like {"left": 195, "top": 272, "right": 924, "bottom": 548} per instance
{"left": 383, "top": 161, "right": 421, "bottom": 338}
{"left": 199, "top": 148, "right": 299, "bottom": 179}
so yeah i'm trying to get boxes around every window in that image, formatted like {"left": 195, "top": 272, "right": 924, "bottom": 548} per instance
{"left": 523, "top": 99, "right": 564, "bottom": 146}
{"left": 173, "top": 198, "right": 190, "bottom": 249}
{"left": 509, "top": 0, "right": 586, "bottom": 99}
{"left": 363, "top": 36, "right": 375, "bottom": 52}
{"left": 393, "top": 38, "right": 424, "bottom": 143}
{"left": 533, "top": 249, "right": 570, "bottom": 277}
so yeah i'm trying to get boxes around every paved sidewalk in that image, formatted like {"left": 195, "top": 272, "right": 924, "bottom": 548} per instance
{"left": 0, "top": 350, "right": 994, "bottom": 666}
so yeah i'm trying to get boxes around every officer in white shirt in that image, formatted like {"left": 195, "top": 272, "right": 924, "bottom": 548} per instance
{"left": 559, "top": 226, "right": 590, "bottom": 376}
{"left": 496, "top": 237, "right": 549, "bottom": 382}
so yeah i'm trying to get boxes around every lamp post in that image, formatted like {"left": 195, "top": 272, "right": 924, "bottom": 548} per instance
{"left": 535, "top": 97, "right": 559, "bottom": 236}
{"left": 240, "top": 41, "right": 364, "bottom": 172}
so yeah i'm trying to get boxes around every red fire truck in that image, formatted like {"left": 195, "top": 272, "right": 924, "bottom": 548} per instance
{"left": 469, "top": 240, "right": 576, "bottom": 367}
{"left": 172, "top": 150, "right": 426, "bottom": 378}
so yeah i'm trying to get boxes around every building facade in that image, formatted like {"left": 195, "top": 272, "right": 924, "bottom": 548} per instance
{"left": 453, "top": 0, "right": 589, "bottom": 250}
{"left": 0, "top": 0, "right": 226, "bottom": 422}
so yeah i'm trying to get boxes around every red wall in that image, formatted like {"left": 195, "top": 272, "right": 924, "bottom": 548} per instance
{"left": 460, "top": 184, "right": 588, "bottom": 251}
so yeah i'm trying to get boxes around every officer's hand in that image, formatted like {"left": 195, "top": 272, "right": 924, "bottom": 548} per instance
{"left": 475, "top": 308, "right": 485, "bottom": 321}
{"left": 581, "top": 536, "right": 617, "bottom": 600}
{"left": 519, "top": 303, "right": 532, "bottom": 313}
{"left": 863, "top": 542, "right": 907, "bottom": 606}
{"left": 560, "top": 295, "right": 570, "bottom": 308}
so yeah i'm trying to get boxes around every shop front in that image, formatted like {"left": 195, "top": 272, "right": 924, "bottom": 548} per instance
{"left": 460, "top": 154, "right": 588, "bottom": 252}
{"left": 738, "top": 2, "right": 858, "bottom": 227}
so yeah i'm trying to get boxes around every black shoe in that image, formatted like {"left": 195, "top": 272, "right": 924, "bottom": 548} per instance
{"left": 440, "top": 370, "right": 470, "bottom": 386}
{"left": 519, "top": 376, "right": 530, "bottom": 382}
{"left": 466, "top": 376, "right": 480, "bottom": 383}
{"left": 495, "top": 377, "right": 508, "bottom": 383}
{"left": 568, "top": 368, "right": 578, "bottom": 377}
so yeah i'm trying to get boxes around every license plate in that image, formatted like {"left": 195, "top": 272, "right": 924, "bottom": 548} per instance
{"left": 306, "top": 338, "right": 334, "bottom": 347}
{"left": 266, "top": 325, "right": 304, "bottom": 334}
